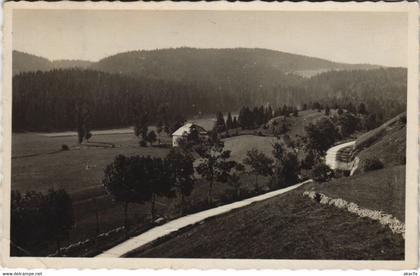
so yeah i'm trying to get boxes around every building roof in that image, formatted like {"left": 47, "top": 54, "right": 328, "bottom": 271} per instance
{"left": 172, "top": 123, "right": 207, "bottom": 136}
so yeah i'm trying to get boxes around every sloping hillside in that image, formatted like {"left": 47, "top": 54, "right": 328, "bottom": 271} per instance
{"left": 127, "top": 185, "right": 404, "bottom": 259}
{"left": 126, "top": 160, "right": 406, "bottom": 260}
{"left": 91, "top": 47, "right": 378, "bottom": 86}
{"left": 311, "top": 113, "right": 407, "bottom": 220}
{"left": 13, "top": 51, "right": 92, "bottom": 75}
{"left": 355, "top": 112, "right": 406, "bottom": 169}
{"left": 307, "top": 165, "right": 405, "bottom": 221}
{"left": 12, "top": 51, "right": 53, "bottom": 76}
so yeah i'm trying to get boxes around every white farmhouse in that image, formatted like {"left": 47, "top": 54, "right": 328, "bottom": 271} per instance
{"left": 172, "top": 123, "right": 207, "bottom": 147}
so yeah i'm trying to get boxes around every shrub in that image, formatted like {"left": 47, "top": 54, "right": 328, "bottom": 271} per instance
{"left": 300, "top": 151, "right": 317, "bottom": 170}
{"left": 363, "top": 157, "right": 384, "bottom": 171}
{"left": 311, "top": 163, "right": 333, "bottom": 182}
{"left": 333, "top": 169, "right": 350, "bottom": 178}
{"left": 257, "top": 131, "right": 264, "bottom": 136}
{"left": 139, "top": 140, "right": 147, "bottom": 147}
{"left": 61, "top": 144, "right": 70, "bottom": 151}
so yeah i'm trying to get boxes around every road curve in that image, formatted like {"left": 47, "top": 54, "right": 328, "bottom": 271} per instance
{"left": 96, "top": 179, "right": 312, "bottom": 258}
{"left": 325, "top": 141, "right": 355, "bottom": 170}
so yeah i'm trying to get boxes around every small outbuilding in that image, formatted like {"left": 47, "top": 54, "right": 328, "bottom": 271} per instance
{"left": 172, "top": 123, "right": 207, "bottom": 147}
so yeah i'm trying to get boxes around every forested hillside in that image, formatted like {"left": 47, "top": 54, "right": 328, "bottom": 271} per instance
{"left": 13, "top": 66, "right": 406, "bottom": 132}
{"left": 14, "top": 48, "right": 378, "bottom": 80}
{"left": 91, "top": 47, "right": 378, "bottom": 85}
{"left": 271, "top": 68, "right": 407, "bottom": 117}
{"left": 12, "top": 51, "right": 53, "bottom": 76}
{"left": 12, "top": 69, "right": 225, "bottom": 131}
{"left": 12, "top": 48, "right": 406, "bottom": 132}
{"left": 13, "top": 51, "right": 92, "bottom": 75}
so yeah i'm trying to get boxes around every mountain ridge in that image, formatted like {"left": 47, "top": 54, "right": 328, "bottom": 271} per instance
{"left": 13, "top": 48, "right": 382, "bottom": 78}
{"left": 12, "top": 51, "right": 93, "bottom": 75}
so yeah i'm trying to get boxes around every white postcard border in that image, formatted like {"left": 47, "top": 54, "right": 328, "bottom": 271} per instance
{"left": 1, "top": 1, "right": 418, "bottom": 270}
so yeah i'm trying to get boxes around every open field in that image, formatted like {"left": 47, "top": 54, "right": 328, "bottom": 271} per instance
{"left": 39, "top": 127, "right": 134, "bottom": 137}
{"left": 223, "top": 135, "right": 278, "bottom": 162}
{"left": 12, "top": 133, "right": 172, "bottom": 194}
{"left": 12, "top": 130, "right": 172, "bottom": 157}
{"left": 265, "top": 109, "right": 328, "bottom": 138}
{"left": 128, "top": 185, "right": 404, "bottom": 259}
{"left": 221, "top": 109, "right": 329, "bottom": 163}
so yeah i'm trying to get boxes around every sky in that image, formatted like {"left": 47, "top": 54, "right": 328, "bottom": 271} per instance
{"left": 13, "top": 10, "right": 408, "bottom": 67}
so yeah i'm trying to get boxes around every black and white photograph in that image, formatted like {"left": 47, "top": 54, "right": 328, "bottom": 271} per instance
{"left": 1, "top": 2, "right": 418, "bottom": 270}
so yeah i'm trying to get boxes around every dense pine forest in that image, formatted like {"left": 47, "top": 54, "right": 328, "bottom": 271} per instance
{"left": 12, "top": 49, "right": 406, "bottom": 132}
{"left": 13, "top": 70, "right": 226, "bottom": 131}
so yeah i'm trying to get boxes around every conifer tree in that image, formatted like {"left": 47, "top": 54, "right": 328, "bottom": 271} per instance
{"left": 226, "top": 112, "right": 233, "bottom": 130}
{"left": 325, "top": 105, "right": 330, "bottom": 116}
{"left": 214, "top": 112, "right": 226, "bottom": 132}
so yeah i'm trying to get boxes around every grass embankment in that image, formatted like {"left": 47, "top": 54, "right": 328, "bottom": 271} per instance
{"left": 306, "top": 166, "right": 405, "bottom": 221}
{"left": 127, "top": 184, "right": 404, "bottom": 260}
{"left": 355, "top": 112, "right": 406, "bottom": 170}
